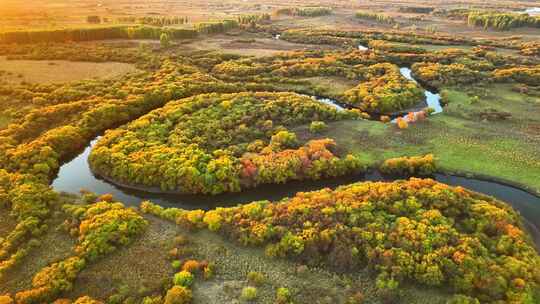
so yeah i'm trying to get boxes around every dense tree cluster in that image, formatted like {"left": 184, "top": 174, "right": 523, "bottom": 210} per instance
{"left": 278, "top": 28, "right": 510, "bottom": 49}
{"left": 0, "top": 48, "right": 256, "bottom": 280}
{"left": 194, "top": 20, "right": 238, "bottom": 34}
{"left": 493, "top": 66, "right": 540, "bottom": 86}
{"left": 62, "top": 201, "right": 148, "bottom": 261}
{"left": 0, "top": 26, "right": 200, "bottom": 44}
{"left": 520, "top": 42, "right": 540, "bottom": 57}
{"left": 343, "top": 63, "right": 425, "bottom": 113}
{"left": 0, "top": 17, "right": 245, "bottom": 44}
{"left": 136, "top": 16, "right": 189, "bottom": 27}
{"left": 398, "top": 7, "right": 434, "bottom": 14}
{"left": 355, "top": 11, "right": 397, "bottom": 25}
{"left": 380, "top": 154, "right": 436, "bottom": 176}
{"left": 275, "top": 7, "right": 332, "bottom": 17}
{"left": 142, "top": 178, "right": 540, "bottom": 303}
{"left": 0, "top": 22, "right": 539, "bottom": 303}
{"left": 412, "top": 62, "right": 483, "bottom": 88}
{"left": 0, "top": 42, "right": 149, "bottom": 63}
{"left": 89, "top": 92, "right": 363, "bottom": 194}
{"left": 368, "top": 40, "right": 426, "bottom": 54}
{"left": 467, "top": 11, "right": 540, "bottom": 31}
{"left": 434, "top": 8, "right": 540, "bottom": 30}
{"left": 237, "top": 14, "right": 271, "bottom": 25}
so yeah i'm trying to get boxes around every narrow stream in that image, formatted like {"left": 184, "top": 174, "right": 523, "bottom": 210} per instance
{"left": 399, "top": 67, "right": 443, "bottom": 114}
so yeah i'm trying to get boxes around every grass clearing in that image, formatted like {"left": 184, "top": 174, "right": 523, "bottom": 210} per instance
{"left": 0, "top": 56, "right": 138, "bottom": 84}
{"left": 66, "top": 216, "right": 177, "bottom": 300}
{"left": 315, "top": 84, "right": 540, "bottom": 194}
{"left": 0, "top": 215, "right": 76, "bottom": 294}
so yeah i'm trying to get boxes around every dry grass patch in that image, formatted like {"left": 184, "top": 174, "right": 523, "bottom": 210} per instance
{"left": 0, "top": 217, "right": 76, "bottom": 294}
{"left": 66, "top": 216, "right": 178, "bottom": 301}
{"left": 0, "top": 56, "right": 138, "bottom": 84}
{"left": 185, "top": 35, "right": 338, "bottom": 57}
{"left": 0, "top": 209, "right": 17, "bottom": 239}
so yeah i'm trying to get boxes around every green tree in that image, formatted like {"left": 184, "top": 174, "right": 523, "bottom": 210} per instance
{"left": 160, "top": 33, "right": 171, "bottom": 48}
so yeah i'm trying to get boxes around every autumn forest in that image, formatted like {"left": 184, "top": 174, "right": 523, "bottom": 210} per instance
{"left": 0, "top": 0, "right": 539, "bottom": 303}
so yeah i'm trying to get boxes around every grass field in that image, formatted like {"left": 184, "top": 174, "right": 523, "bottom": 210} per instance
{"left": 0, "top": 57, "right": 138, "bottom": 84}
{"left": 305, "top": 84, "right": 540, "bottom": 194}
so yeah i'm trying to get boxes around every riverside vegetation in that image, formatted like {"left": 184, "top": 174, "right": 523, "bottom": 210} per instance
{"left": 0, "top": 2, "right": 540, "bottom": 303}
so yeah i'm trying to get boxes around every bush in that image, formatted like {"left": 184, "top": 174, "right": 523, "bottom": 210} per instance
{"left": 270, "top": 130, "right": 298, "bottom": 149}
{"left": 73, "top": 296, "right": 104, "bottom": 304}
{"left": 380, "top": 154, "right": 436, "bottom": 176}
{"left": 247, "top": 271, "right": 265, "bottom": 286}
{"left": 240, "top": 287, "right": 258, "bottom": 302}
{"left": 182, "top": 260, "right": 201, "bottom": 273}
{"left": 160, "top": 33, "right": 171, "bottom": 48}
{"left": 446, "top": 295, "right": 480, "bottom": 304}
{"left": 164, "top": 286, "right": 192, "bottom": 304}
{"left": 0, "top": 295, "right": 13, "bottom": 304}
{"left": 276, "top": 288, "right": 291, "bottom": 304}
{"left": 309, "top": 121, "right": 327, "bottom": 133}
{"left": 171, "top": 260, "right": 182, "bottom": 270}
{"left": 396, "top": 117, "right": 409, "bottom": 129}
{"left": 173, "top": 271, "right": 194, "bottom": 287}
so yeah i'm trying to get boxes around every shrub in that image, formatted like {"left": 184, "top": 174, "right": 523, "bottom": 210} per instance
{"left": 446, "top": 295, "right": 480, "bottom": 304}
{"left": 63, "top": 202, "right": 148, "bottom": 261}
{"left": 173, "top": 271, "right": 194, "bottom": 287}
{"left": 0, "top": 295, "right": 13, "bottom": 304}
{"left": 347, "top": 292, "right": 364, "bottom": 304}
{"left": 160, "top": 33, "right": 171, "bottom": 48}
{"left": 396, "top": 117, "right": 409, "bottom": 129}
{"left": 240, "top": 287, "right": 258, "bottom": 302}
{"left": 74, "top": 296, "right": 104, "bottom": 304}
{"left": 270, "top": 130, "right": 298, "bottom": 149}
{"left": 171, "top": 260, "right": 182, "bottom": 270}
{"left": 309, "top": 121, "right": 327, "bottom": 133}
{"left": 380, "top": 154, "right": 436, "bottom": 176}
{"left": 164, "top": 286, "right": 192, "bottom": 304}
{"left": 276, "top": 288, "right": 291, "bottom": 304}
{"left": 247, "top": 271, "right": 265, "bottom": 286}
{"left": 182, "top": 260, "right": 201, "bottom": 273}
{"left": 203, "top": 211, "right": 223, "bottom": 231}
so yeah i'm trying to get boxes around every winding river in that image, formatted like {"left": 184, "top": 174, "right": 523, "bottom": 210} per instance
{"left": 51, "top": 137, "right": 540, "bottom": 248}
{"left": 51, "top": 40, "right": 540, "bottom": 248}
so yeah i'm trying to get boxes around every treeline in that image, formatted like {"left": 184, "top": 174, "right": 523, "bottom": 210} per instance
{"left": 467, "top": 11, "right": 540, "bottom": 30}
{"left": 237, "top": 13, "right": 271, "bottom": 25}
{"left": 355, "top": 11, "right": 397, "bottom": 25}
{"left": 398, "top": 6, "right": 434, "bottom": 14}
{"left": 195, "top": 20, "right": 239, "bottom": 34}
{"left": 275, "top": 7, "right": 332, "bottom": 17}
{"left": 118, "top": 16, "right": 189, "bottom": 27}
{"left": 141, "top": 178, "right": 540, "bottom": 303}
{"left": 435, "top": 8, "right": 540, "bottom": 30}
{"left": 520, "top": 42, "right": 540, "bottom": 56}
{"left": 0, "top": 25, "right": 197, "bottom": 44}
{"left": 0, "top": 19, "right": 244, "bottom": 44}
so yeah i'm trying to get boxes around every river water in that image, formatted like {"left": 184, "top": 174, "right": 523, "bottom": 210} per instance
{"left": 51, "top": 136, "right": 540, "bottom": 248}
{"left": 51, "top": 40, "right": 540, "bottom": 247}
